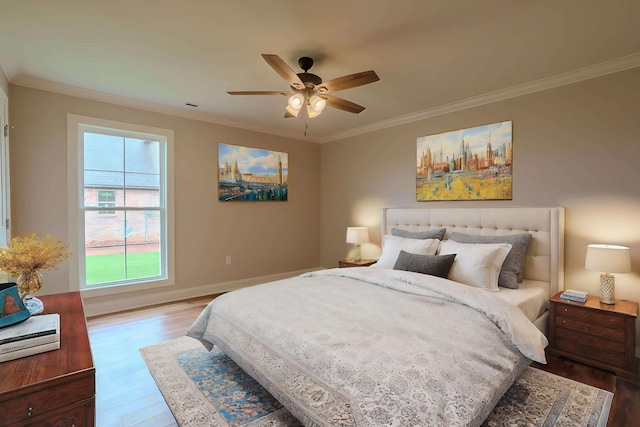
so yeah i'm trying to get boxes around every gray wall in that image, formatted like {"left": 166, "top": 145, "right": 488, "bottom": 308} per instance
{"left": 8, "top": 85, "right": 321, "bottom": 310}
{"left": 321, "top": 67, "right": 640, "bottom": 350}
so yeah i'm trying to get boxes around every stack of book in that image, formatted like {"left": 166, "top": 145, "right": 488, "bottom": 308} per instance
{"left": 0, "top": 313, "right": 60, "bottom": 362}
{"left": 560, "top": 289, "right": 588, "bottom": 303}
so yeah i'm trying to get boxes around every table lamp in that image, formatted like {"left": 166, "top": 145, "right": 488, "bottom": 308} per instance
{"left": 585, "top": 244, "right": 631, "bottom": 304}
{"left": 346, "top": 227, "right": 369, "bottom": 262}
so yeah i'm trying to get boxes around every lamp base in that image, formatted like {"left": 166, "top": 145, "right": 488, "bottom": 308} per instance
{"left": 353, "top": 244, "right": 361, "bottom": 262}
{"left": 599, "top": 273, "right": 615, "bottom": 304}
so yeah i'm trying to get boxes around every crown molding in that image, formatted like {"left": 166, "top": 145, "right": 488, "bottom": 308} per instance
{"left": 318, "top": 53, "right": 640, "bottom": 143}
{"left": 10, "top": 53, "right": 639, "bottom": 144}
{"left": 9, "top": 74, "right": 317, "bottom": 142}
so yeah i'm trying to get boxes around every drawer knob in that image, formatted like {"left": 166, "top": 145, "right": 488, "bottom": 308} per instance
{"left": 563, "top": 308, "right": 568, "bottom": 312}
{"left": 584, "top": 313, "right": 590, "bottom": 318}
{"left": 27, "top": 404, "right": 33, "bottom": 417}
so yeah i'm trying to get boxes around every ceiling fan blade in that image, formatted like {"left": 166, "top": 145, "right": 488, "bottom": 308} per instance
{"left": 227, "top": 91, "right": 291, "bottom": 96}
{"left": 316, "top": 70, "right": 379, "bottom": 94}
{"left": 324, "top": 95, "right": 366, "bottom": 114}
{"left": 261, "top": 54, "right": 305, "bottom": 90}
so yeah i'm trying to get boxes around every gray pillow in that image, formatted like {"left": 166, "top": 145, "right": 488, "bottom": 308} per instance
{"left": 391, "top": 227, "right": 446, "bottom": 240}
{"left": 449, "top": 232, "right": 532, "bottom": 289}
{"left": 393, "top": 250, "right": 456, "bottom": 279}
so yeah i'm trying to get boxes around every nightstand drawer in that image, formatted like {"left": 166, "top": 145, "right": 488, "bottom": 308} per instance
{"left": 555, "top": 327, "right": 626, "bottom": 353}
{"left": 556, "top": 338, "right": 626, "bottom": 367}
{"left": 1, "top": 375, "right": 94, "bottom": 425}
{"left": 556, "top": 315, "right": 626, "bottom": 341}
{"left": 556, "top": 305, "right": 625, "bottom": 328}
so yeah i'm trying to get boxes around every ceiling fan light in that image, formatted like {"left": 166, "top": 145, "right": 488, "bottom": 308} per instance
{"left": 285, "top": 93, "right": 304, "bottom": 117}
{"left": 288, "top": 93, "right": 304, "bottom": 109}
{"left": 307, "top": 95, "right": 327, "bottom": 118}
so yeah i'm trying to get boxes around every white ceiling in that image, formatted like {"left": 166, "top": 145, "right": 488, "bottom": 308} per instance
{"left": 1, "top": 0, "right": 638, "bottom": 142}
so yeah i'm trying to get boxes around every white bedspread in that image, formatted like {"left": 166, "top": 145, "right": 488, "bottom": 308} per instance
{"left": 188, "top": 267, "right": 548, "bottom": 427}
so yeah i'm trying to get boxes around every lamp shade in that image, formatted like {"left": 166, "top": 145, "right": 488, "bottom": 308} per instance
{"left": 346, "top": 227, "right": 369, "bottom": 244}
{"left": 307, "top": 95, "right": 327, "bottom": 118}
{"left": 585, "top": 244, "right": 631, "bottom": 274}
{"left": 286, "top": 93, "right": 304, "bottom": 117}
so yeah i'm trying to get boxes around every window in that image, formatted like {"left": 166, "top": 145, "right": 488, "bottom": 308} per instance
{"left": 97, "top": 190, "right": 116, "bottom": 214}
{"left": 68, "top": 115, "right": 174, "bottom": 293}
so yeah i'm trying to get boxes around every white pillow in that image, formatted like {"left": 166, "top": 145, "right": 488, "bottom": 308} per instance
{"left": 438, "top": 240, "right": 512, "bottom": 291}
{"left": 372, "top": 235, "right": 440, "bottom": 269}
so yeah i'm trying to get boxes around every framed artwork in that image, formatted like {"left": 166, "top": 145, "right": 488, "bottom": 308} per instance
{"left": 416, "top": 120, "right": 512, "bottom": 201}
{"left": 218, "top": 143, "right": 288, "bottom": 201}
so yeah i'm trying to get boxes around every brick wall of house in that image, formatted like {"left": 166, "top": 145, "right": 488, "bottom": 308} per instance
{"left": 84, "top": 188, "right": 160, "bottom": 255}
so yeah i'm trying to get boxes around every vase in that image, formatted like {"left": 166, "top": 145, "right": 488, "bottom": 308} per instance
{"left": 17, "top": 271, "right": 45, "bottom": 315}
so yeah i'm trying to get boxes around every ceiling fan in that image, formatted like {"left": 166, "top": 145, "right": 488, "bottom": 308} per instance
{"left": 228, "top": 54, "right": 380, "bottom": 118}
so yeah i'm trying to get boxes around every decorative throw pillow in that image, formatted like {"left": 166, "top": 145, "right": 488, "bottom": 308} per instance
{"left": 391, "top": 227, "right": 446, "bottom": 240}
{"left": 438, "top": 240, "right": 512, "bottom": 291}
{"left": 372, "top": 235, "right": 440, "bottom": 269}
{"left": 393, "top": 251, "right": 456, "bottom": 278}
{"left": 449, "top": 232, "right": 533, "bottom": 288}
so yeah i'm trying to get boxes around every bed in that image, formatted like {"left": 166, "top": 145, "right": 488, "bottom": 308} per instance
{"left": 188, "top": 207, "right": 565, "bottom": 426}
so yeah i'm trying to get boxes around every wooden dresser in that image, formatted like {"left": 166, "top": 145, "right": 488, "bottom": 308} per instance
{"left": 548, "top": 292, "right": 637, "bottom": 381}
{"left": 0, "top": 292, "right": 95, "bottom": 426}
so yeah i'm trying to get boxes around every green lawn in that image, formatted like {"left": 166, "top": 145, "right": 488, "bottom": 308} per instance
{"left": 86, "top": 252, "right": 160, "bottom": 285}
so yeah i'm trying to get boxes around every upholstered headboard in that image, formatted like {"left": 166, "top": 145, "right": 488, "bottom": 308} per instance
{"left": 381, "top": 207, "right": 565, "bottom": 297}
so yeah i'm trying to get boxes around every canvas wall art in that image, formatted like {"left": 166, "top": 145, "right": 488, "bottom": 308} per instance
{"left": 218, "top": 143, "right": 288, "bottom": 201}
{"left": 416, "top": 120, "right": 512, "bottom": 201}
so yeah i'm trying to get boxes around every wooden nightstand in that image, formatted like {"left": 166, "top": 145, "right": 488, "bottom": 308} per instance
{"left": 338, "top": 259, "right": 377, "bottom": 268}
{"left": 0, "top": 292, "right": 95, "bottom": 426}
{"left": 548, "top": 292, "right": 637, "bottom": 381}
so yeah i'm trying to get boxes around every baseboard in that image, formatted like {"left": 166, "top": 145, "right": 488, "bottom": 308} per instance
{"left": 83, "top": 267, "right": 323, "bottom": 317}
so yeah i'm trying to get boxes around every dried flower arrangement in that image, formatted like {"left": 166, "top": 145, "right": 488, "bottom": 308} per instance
{"left": 0, "top": 233, "right": 70, "bottom": 298}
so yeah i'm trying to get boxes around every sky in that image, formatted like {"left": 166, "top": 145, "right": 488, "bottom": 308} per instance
{"left": 219, "top": 143, "right": 288, "bottom": 176}
{"left": 417, "top": 121, "right": 512, "bottom": 165}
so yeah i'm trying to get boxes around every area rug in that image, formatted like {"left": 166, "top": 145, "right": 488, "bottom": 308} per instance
{"left": 140, "top": 336, "right": 613, "bottom": 427}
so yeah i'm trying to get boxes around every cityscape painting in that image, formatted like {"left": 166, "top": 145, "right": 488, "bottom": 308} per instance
{"left": 417, "top": 121, "right": 512, "bottom": 201}
{"left": 218, "top": 143, "right": 288, "bottom": 202}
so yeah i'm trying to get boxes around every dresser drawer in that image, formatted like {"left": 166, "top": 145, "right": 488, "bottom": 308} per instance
{"left": 555, "top": 315, "right": 626, "bottom": 341}
{"left": 1, "top": 376, "right": 94, "bottom": 425}
{"left": 556, "top": 338, "right": 626, "bottom": 367}
{"left": 555, "top": 327, "right": 627, "bottom": 353}
{"left": 21, "top": 397, "right": 94, "bottom": 427}
{"left": 555, "top": 305, "right": 625, "bottom": 328}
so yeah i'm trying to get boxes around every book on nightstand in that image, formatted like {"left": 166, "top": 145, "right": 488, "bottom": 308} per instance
{"left": 0, "top": 313, "right": 60, "bottom": 361}
{"left": 560, "top": 289, "right": 588, "bottom": 303}
{"left": 0, "top": 339, "right": 60, "bottom": 362}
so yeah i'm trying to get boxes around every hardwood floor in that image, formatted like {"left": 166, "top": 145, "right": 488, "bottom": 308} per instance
{"left": 86, "top": 295, "right": 217, "bottom": 427}
{"left": 87, "top": 297, "right": 640, "bottom": 427}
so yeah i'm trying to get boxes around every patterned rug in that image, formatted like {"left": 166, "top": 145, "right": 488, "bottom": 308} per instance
{"left": 140, "top": 336, "right": 613, "bottom": 427}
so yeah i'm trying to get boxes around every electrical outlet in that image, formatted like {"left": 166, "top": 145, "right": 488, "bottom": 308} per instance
{"left": 225, "top": 256, "right": 231, "bottom": 265}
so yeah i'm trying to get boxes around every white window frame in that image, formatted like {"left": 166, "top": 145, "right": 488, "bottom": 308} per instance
{"left": 0, "top": 87, "right": 10, "bottom": 252}
{"left": 67, "top": 114, "right": 175, "bottom": 296}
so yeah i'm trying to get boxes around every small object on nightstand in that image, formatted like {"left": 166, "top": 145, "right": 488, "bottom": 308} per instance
{"left": 560, "top": 289, "right": 588, "bottom": 303}
{"left": 548, "top": 291, "right": 637, "bottom": 381}
{"left": 338, "top": 259, "right": 376, "bottom": 268}
{"left": 585, "top": 244, "right": 631, "bottom": 304}
{"left": 346, "top": 227, "right": 369, "bottom": 262}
